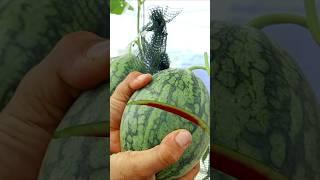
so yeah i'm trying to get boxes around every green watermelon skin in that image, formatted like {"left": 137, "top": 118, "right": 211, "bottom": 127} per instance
{"left": 39, "top": 84, "right": 108, "bottom": 180}
{"left": 110, "top": 53, "right": 144, "bottom": 94}
{"left": 0, "top": 0, "right": 107, "bottom": 110}
{"left": 212, "top": 21, "right": 320, "bottom": 179}
{"left": 120, "top": 69, "right": 210, "bottom": 179}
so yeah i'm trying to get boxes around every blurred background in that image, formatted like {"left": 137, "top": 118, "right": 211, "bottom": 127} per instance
{"left": 213, "top": 0, "right": 320, "bottom": 103}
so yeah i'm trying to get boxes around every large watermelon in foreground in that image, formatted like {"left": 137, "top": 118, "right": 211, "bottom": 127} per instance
{"left": 211, "top": 21, "right": 320, "bottom": 179}
{"left": 120, "top": 68, "right": 210, "bottom": 180}
{"left": 38, "top": 84, "right": 108, "bottom": 180}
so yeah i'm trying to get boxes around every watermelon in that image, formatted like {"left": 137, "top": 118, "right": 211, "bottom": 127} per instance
{"left": 38, "top": 84, "right": 109, "bottom": 180}
{"left": 0, "top": 0, "right": 108, "bottom": 110}
{"left": 211, "top": 21, "right": 320, "bottom": 179}
{"left": 110, "top": 51, "right": 144, "bottom": 94}
{"left": 120, "top": 68, "right": 210, "bottom": 179}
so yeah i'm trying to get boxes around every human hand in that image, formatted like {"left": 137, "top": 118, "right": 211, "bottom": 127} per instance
{"left": 0, "top": 32, "right": 108, "bottom": 179}
{"left": 110, "top": 72, "right": 200, "bottom": 180}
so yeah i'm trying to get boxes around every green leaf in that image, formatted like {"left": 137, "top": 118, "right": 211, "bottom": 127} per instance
{"left": 110, "top": 0, "right": 133, "bottom": 15}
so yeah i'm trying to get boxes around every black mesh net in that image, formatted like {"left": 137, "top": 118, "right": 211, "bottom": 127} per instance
{"left": 137, "top": 6, "right": 180, "bottom": 74}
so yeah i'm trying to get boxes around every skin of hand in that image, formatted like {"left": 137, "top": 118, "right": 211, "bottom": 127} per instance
{"left": 110, "top": 72, "right": 200, "bottom": 180}
{"left": 0, "top": 31, "right": 108, "bottom": 180}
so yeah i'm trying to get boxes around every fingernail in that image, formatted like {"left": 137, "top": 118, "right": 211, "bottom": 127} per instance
{"left": 87, "top": 40, "right": 109, "bottom": 59}
{"left": 134, "top": 74, "right": 151, "bottom": 83}
{"left": 175, "top": 130, "right": 192, "bottom": 149}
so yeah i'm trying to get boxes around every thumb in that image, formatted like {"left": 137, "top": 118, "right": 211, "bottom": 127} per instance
{"left": 111, "top": 129, "right": 192, "bottom": 179}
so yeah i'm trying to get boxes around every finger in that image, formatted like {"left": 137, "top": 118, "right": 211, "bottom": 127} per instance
{"left": 1, "top": 32, "right": 108, "bottom": 180}
{"left": 4, "top": 31, "right": 108, "bottom": 133}
{"left": 110, "top": 72, "right": 152, "bottom": 128}
{"left": 111, "top": 129, "right": 192, "bottom": 178}
{"left": 179, "top": 163, "right": 200, "bottom": 180}
{"left": 111, "top": 72, "right": 152, "bottom": 104}
{"left": 110, "top": 72, "right": 152, "bottom": 153}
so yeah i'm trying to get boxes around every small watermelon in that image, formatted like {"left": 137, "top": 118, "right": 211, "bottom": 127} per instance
{"left": 110, "top": 51, "right": 144, "bottom": 94}
{"left": 120, "top": 68, "right": 210, "bottom": 179}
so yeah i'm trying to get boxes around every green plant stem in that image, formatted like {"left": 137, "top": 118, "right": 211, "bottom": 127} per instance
{"left": 53, "top": 121, "right": 108, "bottom": 138}
{"left": 304, "top": 0, "right": 320, "bottom": 44}
{"left": 188, "top": 52, "right": 210, "bottom": 75}
{"left": 136, "top": 0, "right": 144, "bottom": 56}
{"left": 247, "top": 13, "right": 307, "bottom": 29}
{"left": 188, "top": 66, "right": 208, "bottom": 72}
{"left": 137, "top": 0, "right": 141, "bottom": 34}
{"left": 204, "top": 52, "right": 210, "bottom": 75}
{"left": 247, "top": 0, "right": 320, "bottom": 45}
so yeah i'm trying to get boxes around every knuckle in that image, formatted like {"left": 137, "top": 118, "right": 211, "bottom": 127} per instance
{"left": 195, "top": 164, "right": 200, "bottom": 172}
{"left": 127, "top": 71, "right": 141, "bottom": 79}
{"left": 125, "top": 151, "right": 147, "bottom": 177}
{"left": 61, "top": 31, "right": 93, "bottom": 41}
{"left": 59, "top": 31, "right": 96, "bottom": 45}
{"left": 158, "top": 145, "right": 180, "bottom": 166}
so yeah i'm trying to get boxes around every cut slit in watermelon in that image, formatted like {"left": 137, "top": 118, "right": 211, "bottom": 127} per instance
{"left": 128, "top": 100, "right": 209, "bottom": 134}
{"left": 211, "top": 144, "right": 288, "bottom": 180}
{"left": 53, "top": 100, "right": 209, "bottom": 138}
{"left": 53, "top": 121, "right": 108, "bottom": 138}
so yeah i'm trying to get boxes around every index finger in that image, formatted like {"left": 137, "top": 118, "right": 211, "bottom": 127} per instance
{"left": 110, "top": 72, "right": 152, "bottom": 153}
{"left": 110, "top": 72, "right": 152, "bottom": 129}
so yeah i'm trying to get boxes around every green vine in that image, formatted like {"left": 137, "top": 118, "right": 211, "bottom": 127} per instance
{"left": 304, "top": 0, "right": 320, "bottom": 44}
{"left": 188, "top": 52, "right": 210, "bottom": 75}
{"left": 247, "top": 14, "right": 307, "bottom": 29}
{"left": 247, "top": 0, "right": 320, "bottom": 45}
{"left": 134, "top": 0, "right": 145, "bottom": 59}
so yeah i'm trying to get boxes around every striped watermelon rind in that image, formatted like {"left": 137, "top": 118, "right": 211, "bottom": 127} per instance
{"left": 211, "top": 21, "right": 320, "bottom": 179}
{"left": 120, "top": 68, "right": 210, "bottom": 179}
{"left": 110, "top": 50, "right": 145, "bottom": 94}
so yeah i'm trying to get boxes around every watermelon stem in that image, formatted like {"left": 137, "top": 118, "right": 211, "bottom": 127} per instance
{"left": 188, "top": 66, "right": 208, "bottom": 71}
{"left": 188, "top": 52, "right": 210, "bottom": 75}
{"left": 304, "top": 0, "right": 320, "bottom": 45}
{"left": 135, "top": 0, "right": 146, "bottom": 57}
{"left": 53, "top": 121, "right": 109, "bottom": 138}
{"left": 247, "top": 0, "right": 320, "bottom": 45}
{"left": 247, "top": 14, "right": 307, "bottom": 29}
